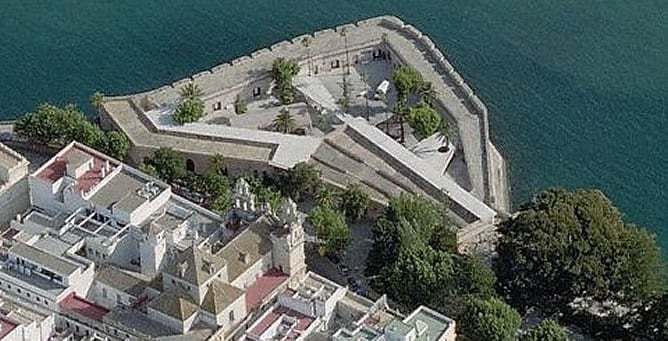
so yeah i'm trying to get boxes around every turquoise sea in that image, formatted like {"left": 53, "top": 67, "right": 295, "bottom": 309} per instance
{"left": 1, "top": 1, "right": 666, "bottom": 249}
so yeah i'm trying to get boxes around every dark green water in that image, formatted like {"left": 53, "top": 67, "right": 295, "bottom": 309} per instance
{"left": 1, "top": 1, "right": 667, "bottom": 248}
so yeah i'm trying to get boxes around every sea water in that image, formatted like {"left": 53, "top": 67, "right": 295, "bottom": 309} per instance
{"left": 1, "top": 1, "right": 666, "bottom": 249}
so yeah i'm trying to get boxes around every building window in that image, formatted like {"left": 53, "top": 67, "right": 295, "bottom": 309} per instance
{"left": 26, "top": 292, "right": 30, "bottom": 298}
{"left": 17, "top": 288, "right": 21, "bottom": 294}
{"left": 214, "top": 101, "right": 222, "bottom": 111}
{"left": 253, "top": 87, "right": 261, "bottom": 97}
{"left": 331, "top": 60, "right": 340, "bottom": 69}
{"left": 102, "top": 288, "right": 108, "bottom": 298}
{"left": 116, "top": 294, "right": 121, "bottom": 304}
{"left": 229, "top": 310, "right": 235, "bottom": 322}
{"left": 36, "top": 297, "right": 40, "bottom": 303}
{"left": 186, "top": 159, "right": 195, "bottom": 172}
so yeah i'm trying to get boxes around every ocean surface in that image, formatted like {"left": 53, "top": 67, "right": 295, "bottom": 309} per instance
{"left": 1, "top": 1, "right": 666, "bottom": 249}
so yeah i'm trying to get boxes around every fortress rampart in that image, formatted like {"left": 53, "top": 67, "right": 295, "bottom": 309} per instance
{"left": 102, "top": 15, "right": 509, "bottom": 216}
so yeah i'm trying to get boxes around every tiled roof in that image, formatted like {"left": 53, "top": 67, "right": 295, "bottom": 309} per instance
{"left": 95, "top": 266, "right": 148, "bottom": 297}
{"left": 164, "top": 246, "right": 226, "bottom": 286}
{"left": 216, "top": 217, "right": 273, "bottom": 281}
{"left": 201, "top": 280, "right": 244, "bottom": 315}
{"left": 148, "top": 288, "right": 198, "bottom": 321}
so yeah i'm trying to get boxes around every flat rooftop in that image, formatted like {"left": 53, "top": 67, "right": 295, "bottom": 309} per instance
{"left": 35, "top": 144, "right": 118, "bottom": 195}
{"left": 245, "top": 269, "right": 288, "bottom": 311}
{"left": 249, "top": 306, "right": 315, "bottom": 340}
{"left": 0, "top": 266, "right": 67, "bottom": 298}
{"left": 59, "top": 293, "right": 110, "bottom": 322}
{"left": 145, "top": 106, "right": 322, "bottom": 169}
{"left": 9, "top": 242, "right": 79, "bottom": 276}
{"left": 0, "top": 143, "right": 26, "bottom": 171}
{"left": 89, "top": 169, "right": 165, "bottom": 213}
{"left": 404, "top": 306, "right": 453, "bottom": 341}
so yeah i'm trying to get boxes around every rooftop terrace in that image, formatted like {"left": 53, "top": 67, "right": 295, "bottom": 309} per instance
{"left": 59, "top": 293, "right": 110, "bottom": 322}
{"left": 249, "top": 306, "right": 315, "bottom": 341}
{"left": 36, "top": 144, "right": 118, "bottom": 195}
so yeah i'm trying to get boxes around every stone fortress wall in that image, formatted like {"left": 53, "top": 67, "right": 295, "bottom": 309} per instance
{"left": 103, "top": 15, "right": 509, "bottom": 215}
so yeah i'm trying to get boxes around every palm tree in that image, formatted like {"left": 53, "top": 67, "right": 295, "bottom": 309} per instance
{"left": 339, "top": 28, "right": 350, "bottom": 75}
{"left": 419, "top": 81, "right": 437, "bottom": 106}
{"left": 273, "top": 108, "right": 296, "bottom": 134}
{"left": 393, "top": 100, "right": 408, "bottom": 144}
{"left": 90, "top": 91, "right": 104, "bottom": 115}
{"left": 179, "top": 83, "right": 204, "bottom": 100}
{"left": 360, "top": 71, "right": 371, "bottom": 120}
{"left": 301, "top": 37, "right": 312, "bottom": 76}
{"left": 316, "top": 186, "right": 340, "bottom": 209}
{"left": 438, "top": 121, "right": 458, "bottom": 151}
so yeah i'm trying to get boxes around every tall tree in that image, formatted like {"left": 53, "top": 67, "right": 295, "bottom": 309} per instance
{"left": 90, "top": 91, "right": 104, "bottom": 116}
{"left": 271, "top": 58, "right": 300, "bottom": 104}
{"left": 272, "top": 108, "right": 296, "bottom": 134}
{"left": 173, "top": 97, "right": 204, "bottom": 124}
{"left": 631, "top": 292, "right": 668, "bottom": 339}
{"left": 315, "top": 185, "right": 340, "bottom": 209}
{"left": 301, "top": 37, "right": 312, "bottom": 76}
{"left": 100, "top": 131, "right": 130, "bottom": 160}
{"left": 277, "top": 162, "right": 321, "bottom": 201}
{"left": 207, "top": 154, "right": 227, "bottom": 175}
{"left": 418, "top": 81, "right": 437, "bottom": 106}
{"left": 339, "top": 27, "right": 350, "bottom": 75}
{"left": 495, "top": 188, "right": 666, "bottom": 313}
{"left": 520, "top": 319, "right": 569, "bottom": 341}
{"left": 148, "top": 147, "right": 186, "bottom": 184}
{"left": 179, "top": 83, "right": 204, "bottom": 100}
{"left": 407, "top": 102, "right": 442, "bottom": 140}
{"left": 376, "top": 234, "right": 455, "bottom": 308}
{"left": 307, "top": 205, "right": 351, "bottom": 256}
{"left": 339, "top": 183, "right": 370, "bottom": 222}
{"left": 459, "top": 297, "right": 521, "bottom": 341}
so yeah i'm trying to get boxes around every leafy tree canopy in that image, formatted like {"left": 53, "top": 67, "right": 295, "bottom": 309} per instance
{"left": 460, "top": 297, "right": 521, "bottom": 341}
{"left": 495, "top": 188, "right": 665, "bottom": 312}
{"left": 407, "top": 102, "right": 442, "bottom": 140}
{"left": 272, "top": 58, "right": 300, "bottom": 104}
{"left": 307, "top": 205, "right": 351, "bottom": 256}
{"left": 14, "top": 102, "right": 129, "bottom": 159}
{"left": 207, "top": 154, "right": 227, "bottom": 176}
{"left": 339, "top": 183, "right": 370, "bottom": 222}
{"left": 277, "top": 162, "right": 322, "bottom": 202}
{"left": 376, "top": 232, "right": 455, "bottom": 306}
{"left": 628, "top": 292, "right": 668, "bottom": 340}
{"left": 366, "top": 194, "right": 486, "bottom": 317}
{"left": 100, "top": 131, "right": 130, "bottom": 160}
{"left": 147, "top": 147, "right": 186, "bottom": 184}
{"left": 173, "top": 97, "right": 204, "bottom": 124}
{"left": 520, "top": 319, "right": 569, "bottom": 341}
{"left": 392, "top": 66, "right": 424, "bottom": 101}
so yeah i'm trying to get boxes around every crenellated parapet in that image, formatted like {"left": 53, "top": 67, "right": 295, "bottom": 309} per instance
{"left": 101, "top": 15, "right": 509, "bottom": 215}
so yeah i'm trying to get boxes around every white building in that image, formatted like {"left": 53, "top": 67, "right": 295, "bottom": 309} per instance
{"left": 246, "top": 272, "right": 456, "bottom": 341}
{"left": 0, "top": 142, "right": 308, "bottom": 340}
{"left": 0, "top": 141, "right": 455, "bottom": 340}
